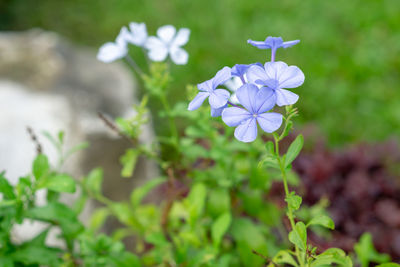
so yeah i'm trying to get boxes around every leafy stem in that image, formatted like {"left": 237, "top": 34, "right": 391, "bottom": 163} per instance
{"left": 274, "top": 134, "right": 306, "bottom": 267}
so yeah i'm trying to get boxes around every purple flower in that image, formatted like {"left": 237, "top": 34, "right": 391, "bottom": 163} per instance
{"left": 222, "top": 84, "right": 282, "bottom": 143}
{"left": 247, "top": 37, "right": 299, "bottom": 62}
{"left": 231, "top": 63, "right": 263, "bottom": 83}
{"left": 247, "top": 61, "right": 304, "bottom": 106}
{"left": 188, "top": 66, "right": 232, "bottom": 111}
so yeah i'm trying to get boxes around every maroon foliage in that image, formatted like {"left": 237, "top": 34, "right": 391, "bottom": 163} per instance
{"left": 292, "top": 138, "right": 400, "bottom": 260}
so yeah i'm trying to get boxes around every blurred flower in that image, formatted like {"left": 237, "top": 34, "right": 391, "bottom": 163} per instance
{"left": 145, "top": 25, "right": 190, "bottom": 65}
{"left": 222, "top": 84, "right": 282, "bottom": 142}
{"left": 247, "top": 61, "right": 304, "bottom": 106}
{"left": 248, "top": 37, "right": 299, "bottom": 61}
{"left": 188, "top": 66, "right": 231, "bottom": 111}
{"left": 121, "top": 22, "right": 148, "bottom": 47}
{"left": 97, "top": 28, "right": 128, "bottom": 63}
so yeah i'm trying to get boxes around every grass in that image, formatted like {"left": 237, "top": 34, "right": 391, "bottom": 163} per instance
{"left": 2, "top": 0, "right": 400, "bottom": 145}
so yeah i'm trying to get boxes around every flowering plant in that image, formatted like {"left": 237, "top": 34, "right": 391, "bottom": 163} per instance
{"left": 1, "top": 22, "right": 399, "bottom": 267}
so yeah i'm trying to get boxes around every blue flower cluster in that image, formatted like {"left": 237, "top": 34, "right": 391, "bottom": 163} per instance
{"left": 188, "top": 37, "right": 305, "bottom": 143}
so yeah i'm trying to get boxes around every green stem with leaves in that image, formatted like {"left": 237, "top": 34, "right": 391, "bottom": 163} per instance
{"left": 274, "top": 135, "right": 305, "bottom": 267}
{"left": 272, "top": 105, "right": 307, "bottom": 267}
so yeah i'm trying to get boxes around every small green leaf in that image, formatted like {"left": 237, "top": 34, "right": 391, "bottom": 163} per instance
{"left": 285, "top": 135, "right": 304, "bottom": 168}
{"left": 273, "top": 250, "right": 299, "bottom": 267}
{"left": 32, "top": 154, "right": 50, "bottom": 180}
{"left": 0, "top": 172, "right": 15, "bottom": 199}
{"left": 311, "top": 248, "right": 353, "bottom": 267}
{"left": 58, "top": 131, "right": 65, "bottom": 144}
{"left": 265, "top": 141, "right": 275, "bottom": 155}
{"left": 84, "top": 168, "right": 103, "bottom": 196}
{"left": 89, "top": 207, "right": 110, "bottom": 231}
{"left": 130, "top": 177, "right": 166, "bottom": 207}
{"left": 37, "top": 174, "right": 76, "bottom": 193}
{"left": 355, "top": 233, "right": 391, "bottom": 267}
{"left": 285, "top": 192, "right": 302, "bottom": 211}
{"left": 207, "top": 188, "right": 231, "bottom": 217}
{"left": 377, "top": 264, "right": 400, "bottom": 267}
{"left": 307, "top": 215, "right": 335, "bottom": 230}
{"left": 187, "top": 183, "right": 207, "bottom": 226}
{"left": 288, "top": 222, "right": 307, "bottom": 251}
{"left": 211, "top": 212, "right": 232, "bottom": 248}
{"left": 120, "top": 149, "right": 140, "bottom": 178}
{"left": 25, "top": 202, "right": 83, "bottom": 239}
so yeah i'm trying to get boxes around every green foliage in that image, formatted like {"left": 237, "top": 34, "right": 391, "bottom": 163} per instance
{"left": 284, "top": 134, "right": 304, "bottom": 168}
{"left": 355, "top": 233, "right": 391, "bottom": 267}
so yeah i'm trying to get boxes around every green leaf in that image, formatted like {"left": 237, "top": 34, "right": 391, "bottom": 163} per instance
{"left": 10, "top": 245, "right": 61, "bottom": 266}
{"left": 273, "top": 250, "right": 299, "bottom": 267}
{"left": 37, "top": 173, "right": 76, "bottom": 193}
{"left": 377, "top": 264, "right": 400, "bottom": 267}
{"left": 288, "top": 222, "right": 307, "bottom": 251}
{"left": 0, "top": 172, "right": 15, "bottom": 199}
{"left": 285, "top": 135, "right": 304, "bottom": 168}
{"left": 231, "top": 218, "right": 269, "bottom": 267}
{"left": 211, "top": 212, "right": 232, "bottom": 248}
{"left": 32, "top": 154, "right": 50, "bottom": 180}
{"left": 120, "top": 149, "right": 140, "bottom": 178}
{"left": 64, "top": 141, "right": 89, "bottom": 159}
{"left": 130, "top": 177, "right": 165, "bottom": 207}
{"left": 311, "top": 248, "right": 353, "bottom": 267}
{"left": 285, "top": 192, "right": 302, "bottom": 211}
{"left": 187, "top": 183, "right": 207, "bottom": 226}
{"left": 355, "top": 233, "right": 391, "bottom": 267}
{"left": 89, "top": 207, "right": 110, "bottom": 231}
{"left": 207, "top": 188, "right": 231, "bottom": 217}
{"left": 307, "top": 215, "right": 335, "bottom": 230}
{"left": 25, "top": 202, "right": 83, "bottom": 239}
{"left": 84, "top": 168, "right": 103, "bottom": 196}
{"left": 265, "top": 141, "right": 275, "bottom": 155}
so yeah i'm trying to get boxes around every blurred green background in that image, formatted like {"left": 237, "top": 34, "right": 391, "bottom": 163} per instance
{"left": 2, "top": 0, "right": 400, "bottom": 145}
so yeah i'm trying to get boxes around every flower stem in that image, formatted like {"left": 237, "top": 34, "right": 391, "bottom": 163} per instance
{"left": 274, "top": 135, "right": 305, "bottom": 267}
{"left": 125, "top": 55, "right": 144, "bottom": 76}
{"left": 159, "top": 93, "right": 179, "bottom": 148}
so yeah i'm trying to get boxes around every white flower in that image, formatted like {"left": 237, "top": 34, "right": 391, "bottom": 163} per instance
{"left": 122, "top": 22, "right": 148, "bottom": 47}
{"left": 145, "top": 25, "right": 190, "bottom": 65}
{"left": 97, "top": 28, "right": 128, "bottom": 63}
{"left": 224, "top": 76, "right": 242, "bottom": 104}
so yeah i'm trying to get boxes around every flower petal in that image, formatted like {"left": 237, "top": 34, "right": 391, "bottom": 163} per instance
{"left": 128, "top": 22, "right": 148, "bottom": 46}
{"left": 257, "top": 113, "right": 283, "bottom": 133}
{"left": 171, "top": 28, "right": 190, "bottom": 47}
{"left": 97, "top": 42, "right": 127, "bottom": 63}
{"left": 234, "top": 118, "right": 257, "bottom": 143}
{"left": 157, "top": 25, "right": 176, "bottom": 44}
{"left": 282, "top": 40, "right": 300, "bottom": 48}
{"left": 275, "top": 89, "right": 299, "bottom": 106}
{"left": 116, "top": 27, "right": 131, "bottom": 46}
{"left": 264, "top": 61, "right": 288, "bottom": 80}
{"left": 247, "top": 39, "right": 270, "bottom": 49}
{"left": 224, "top": 76, "right": 242, "bottom": 92}
{"left": 170, "top": 46, "right": 189, "bottom": 65}
{"left": 221, "top": 107, "right": 252, "bottom": 126}
{"left": 211, "top": 105, "right": 227, "bottom": 117}
{"left": 209, "top": 89, "right": 230, "bottom": 108}
{"left": 145, "top": 36, "right": 168, "bottom": 61}
{"left": 278, "top": 65, "right": 305, "bottom": 88}
{"left": 235, "top": 84, "right": 259, "bottom": 113}
{"left": 197, "top": 80, "right": 213, "bottom": 92}
{"left": 246, "top": 65, "right": 269, "bottom": 85}
{"left": 212, "top": 66, "right": 232, "bottom": 89}
{"left": 188, "top": 92, "right": 209, "bottom": 111}
{"left": 255, "top": 87, "right": 276, "bottom": 113}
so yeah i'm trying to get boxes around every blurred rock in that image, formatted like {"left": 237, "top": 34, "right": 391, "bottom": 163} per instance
{"left": 0, "top": 29, "right": 158, "bottom": 242}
